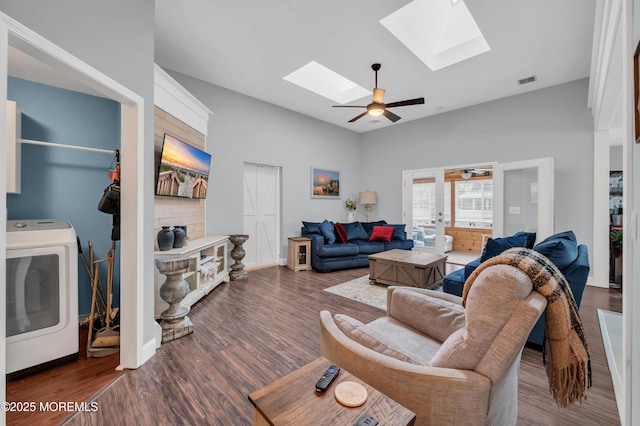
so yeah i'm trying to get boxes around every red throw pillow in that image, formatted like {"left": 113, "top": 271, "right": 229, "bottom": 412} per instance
{"left": 370, "top": 225, "right": 393, "bottom": 242}
{"left": 334, "top": 223, "right": 348, "bottom": 243}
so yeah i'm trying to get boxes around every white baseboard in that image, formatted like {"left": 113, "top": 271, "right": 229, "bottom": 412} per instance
{"left": 142, "top": 334, "right": 158, "bottom": 364}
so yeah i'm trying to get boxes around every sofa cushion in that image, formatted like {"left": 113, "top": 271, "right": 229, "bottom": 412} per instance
{"left": 315, "top": 243, "right": 359, "bottom": 257}
{"left": 334, "top": 314, "right": 429, "bottom": 365}
{"left": 533, "top": 230, "right": 578, "bottom": 270}
{"left": 351, "top": 239, "right": 385, "bottom": 254}
{"left": 342, "top": 221, "right": 369, "bottom": 241}
{"left": 464, "top": 258, "right": 482, "bottom": 280}
{"left": 361, "top": 220, "right": 388, "bottom": 236}
{"left": 389, "top": 289, "right": 466, "bottom": 343}
{"left": 514, "top": 231, "right": 537, "bottom": 249}
{"left": 302, "top": 221, "right": 322, "bottom": 234}
{"left": 480, "top": 234, "right": 528, "bottom": 262}
{"left": 370, "top": 225, "right": 393, "bottom": 242}
{"left": 384, "top": 239, "right": 414, "bottom": 250}
{"left": 388, "top": 224, "right": 407, "bottom": 240}
{"left": 320, "top": 220, "right": 336, "bottom": 244}
{"left": 334, "top": 223, "right": 348, "bottom": 243}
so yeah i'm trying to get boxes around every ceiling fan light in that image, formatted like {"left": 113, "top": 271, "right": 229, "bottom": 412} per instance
{"left": 461, "top": 170, "right": 471, "bottom": 179}
{"left": 367, "top": 104, "right": 384, "bottom": 116}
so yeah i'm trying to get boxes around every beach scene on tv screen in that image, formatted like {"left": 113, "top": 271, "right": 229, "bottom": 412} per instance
{"left": 156, "top": 134, "right": 211, "bottom": 199}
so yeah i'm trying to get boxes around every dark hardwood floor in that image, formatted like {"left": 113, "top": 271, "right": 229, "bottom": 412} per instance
{"left": 6, "top": 327, "right": 122, "bottom": 426}
{"left": 19, "top": 265, "right": 620, "bottom": 425}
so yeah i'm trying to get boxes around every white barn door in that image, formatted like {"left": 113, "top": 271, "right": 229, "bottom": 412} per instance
{"left": 243, "top": 163, "right": 280, "bottom": 268}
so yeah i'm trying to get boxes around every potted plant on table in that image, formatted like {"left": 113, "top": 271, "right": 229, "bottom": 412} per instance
{"left": 345, "top": 198, "right": 357, "bottom": 223}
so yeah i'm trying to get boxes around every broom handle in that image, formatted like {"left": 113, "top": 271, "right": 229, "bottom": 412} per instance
{"left": 88, "top": 262, "right": 100, "bottom": 343}
{"left": 106, "top": 249, "right": 113, "bottom": 329}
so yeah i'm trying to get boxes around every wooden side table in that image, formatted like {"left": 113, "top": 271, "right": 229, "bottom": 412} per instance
{"left": 248, "top": 357, "right": 415, "bottom": 425}
{"left": 287, "top": 237, "right": 312, "bottom": 271}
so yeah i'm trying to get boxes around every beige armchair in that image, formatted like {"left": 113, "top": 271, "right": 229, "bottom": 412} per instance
{"left": 320, "top": 264, "right": 547, "bottom": 425}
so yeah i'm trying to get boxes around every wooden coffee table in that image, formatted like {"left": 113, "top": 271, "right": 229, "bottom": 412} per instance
{"left": 248, "top": 357, "right": 415, "bottom": 425}
{"left": 369, "top": 249, "right": 447, "bottom": 289}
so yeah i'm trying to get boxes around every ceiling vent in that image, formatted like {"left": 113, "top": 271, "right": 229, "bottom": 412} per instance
{"left": 518, "top": 75, "right": 537, "bottom": 85}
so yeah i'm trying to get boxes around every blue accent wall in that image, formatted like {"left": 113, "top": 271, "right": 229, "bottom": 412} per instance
{"left": 7, "top": 77, "right": 121, "bottom": 317}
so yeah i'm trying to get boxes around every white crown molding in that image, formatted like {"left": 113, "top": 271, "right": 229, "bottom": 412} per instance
{"left": 588, "top": 0, "right": 623, "bottom": 131}
{"left": 154, "top": 64, "right": 213, "bottom": 136}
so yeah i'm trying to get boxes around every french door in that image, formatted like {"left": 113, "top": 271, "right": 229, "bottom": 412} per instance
{"left": 403, "top": 157, "right": 554, "bottom": 253}
{"left": 403, "top": 168, "right": 446, "bottom": 253}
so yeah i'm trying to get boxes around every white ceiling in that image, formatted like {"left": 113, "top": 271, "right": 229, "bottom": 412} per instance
{"left": 154, "top": 0, "right": 596, "bottom": 133}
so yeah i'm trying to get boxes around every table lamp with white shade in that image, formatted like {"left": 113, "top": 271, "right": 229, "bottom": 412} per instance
{"left": 359, "top": 191, "right": 377, "bottom": 222}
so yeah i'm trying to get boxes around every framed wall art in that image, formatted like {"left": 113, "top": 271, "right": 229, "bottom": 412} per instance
{"left": 311, "top": 167, "right": 340, "bottom": 198}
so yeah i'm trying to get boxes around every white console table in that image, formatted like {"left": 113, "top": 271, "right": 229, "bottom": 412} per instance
{"left": 154, "top": 235, "right": 230, "bottom": 319}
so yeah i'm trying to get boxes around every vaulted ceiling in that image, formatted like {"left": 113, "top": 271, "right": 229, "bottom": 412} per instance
{"left": 154, "top": 0, "right": 596, "bottom": 133}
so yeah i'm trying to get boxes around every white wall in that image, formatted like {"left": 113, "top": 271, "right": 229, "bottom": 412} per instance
{"left": 361, "top": 79, "right": 595, "bottom": 251}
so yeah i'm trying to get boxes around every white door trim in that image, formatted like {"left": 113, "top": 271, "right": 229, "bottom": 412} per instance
{"left": 493, "top": 157, "right": 555, "bottom": 240}
{"left": 0, "top": 14, "right": 152, "bottom": 408}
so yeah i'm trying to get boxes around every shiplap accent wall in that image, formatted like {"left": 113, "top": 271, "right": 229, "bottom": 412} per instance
{"left": 154, "top": 106, "right": 206, "bottom": 246}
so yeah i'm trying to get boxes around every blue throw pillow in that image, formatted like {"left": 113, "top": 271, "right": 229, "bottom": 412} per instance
{"left": 320, "top": 220, "right": 336, "bottom": 244}
{"left": 302, "top": 221, "right": 322, "bottom": 234}
{"left": 538, "top": 230, "right": 576, "bottom": 244}
{"left": 388, "top": 224, "right": 407, "bottom": 241}
{"left": 514, "top": 231, "right": 537, "bottom": 249}
{"left": 341, "top": 221, "right": 369, "bottom": 241}
{"left": 533, "top": 231, "right": 578, "bottom": 270}
{"left": 361, "top": 220, "right": 388, "bottom": 236}
{"left": 480, "top": 234, "right": 528, "bottom": 261}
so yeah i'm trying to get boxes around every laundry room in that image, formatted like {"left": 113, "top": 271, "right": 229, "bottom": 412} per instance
{"left": 6, "top": 75, "right": 121, "bottom": 377}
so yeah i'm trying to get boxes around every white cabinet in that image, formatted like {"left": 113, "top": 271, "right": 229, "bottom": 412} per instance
{"left": 6, "top": 100, "right": 21, "bottom": 194}
{"left": 154, "top": 235, "right": 229, "bottom": 319}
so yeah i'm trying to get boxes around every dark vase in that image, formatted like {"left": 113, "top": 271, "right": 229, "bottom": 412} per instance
{"left": 173, "top": 226, "right": 186, "bottom": 248}
{"left": 157, "top": 226, "right": 175, "bottom": 251}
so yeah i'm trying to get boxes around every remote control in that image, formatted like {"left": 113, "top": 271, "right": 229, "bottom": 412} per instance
{"left": 315, "top": 364, "right": 340, "bottom": 392}
{"left": 353, "top": 413, "right": 378, "bottom": 426}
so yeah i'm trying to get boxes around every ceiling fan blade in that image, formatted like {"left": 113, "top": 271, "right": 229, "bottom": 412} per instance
{"left": 348, "top": 111, "right": 369, "bottom": 122}
{"left": 383, "top": 109, "right": 401, "bottom": 122}
{"left": 385, "top": 97, "right": 425, "bottom": 108}
{"left": 333, "top": 105, "right": 366, "bottom": 108}
{"left": 373, "top": 88, "right": 385, "bottom": 104}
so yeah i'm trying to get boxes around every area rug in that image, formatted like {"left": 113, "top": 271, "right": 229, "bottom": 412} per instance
{"left": 324, "top": 276, "right": 444, "bottom": 310}
{"left": 323, "top": 276, "right": 387, "bottom": 310}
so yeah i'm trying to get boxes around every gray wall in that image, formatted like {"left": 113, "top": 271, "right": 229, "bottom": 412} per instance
{"left": 361, "top": 78, "right": 595, "bottom": 251}
{"left": 610, "top": 145, "right": 623, "bottom": 171}
{"left": 168, "top": 71, "right": 362, "bottom": 258}
{"left": 173, "top": 74, "right": 594, "bottom": 259}
{"left": 0, "top": 1, "right": 156, "bottom": 342}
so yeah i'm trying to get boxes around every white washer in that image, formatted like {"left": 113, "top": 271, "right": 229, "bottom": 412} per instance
{"left": 6, "top": 219, "right": 79, "bottom": 378}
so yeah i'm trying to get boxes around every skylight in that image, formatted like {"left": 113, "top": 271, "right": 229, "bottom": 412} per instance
{"left": 380, "top": 0, "right": 490, "bottom": 71}
{"left": 283, "top": 61, "right": 371, "bottom": 104}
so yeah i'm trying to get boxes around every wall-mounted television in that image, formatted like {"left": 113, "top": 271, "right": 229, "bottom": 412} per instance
{"left": 155, "top": 133, "right": 212, "bottom": 199}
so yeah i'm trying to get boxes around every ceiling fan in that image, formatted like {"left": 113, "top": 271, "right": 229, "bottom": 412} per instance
{"left": 461, "top": 168, "right": 492, "bottom": 179}
{"left": 333, "top": 63, "right": 424, "bottom": 123}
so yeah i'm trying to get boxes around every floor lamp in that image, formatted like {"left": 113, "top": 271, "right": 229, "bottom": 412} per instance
{"left": 359, "top": 191, "right": 377, "bottom": 222}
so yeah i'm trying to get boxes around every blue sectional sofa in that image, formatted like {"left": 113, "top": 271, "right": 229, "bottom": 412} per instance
{"left": 442, "top": 230, "right": 590, "bottom": 349}
{"left": 301, "top": 220, "right": 414, "bottom": 272}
